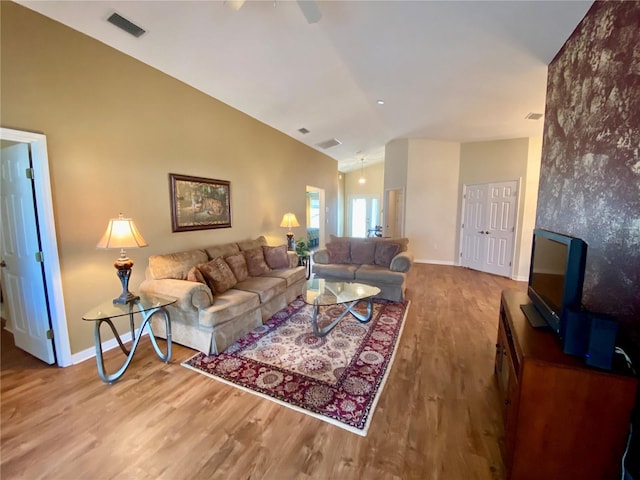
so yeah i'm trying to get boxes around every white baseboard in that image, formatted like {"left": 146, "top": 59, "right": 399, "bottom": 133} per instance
{"left": 414, "top": 259, "right": 456, "bottom": 266}
{"left": 71, "top": 328, "right": 148, "bottom": 365}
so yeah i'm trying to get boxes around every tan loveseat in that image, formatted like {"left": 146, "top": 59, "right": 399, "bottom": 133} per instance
{"left": 312, "top": 236, "right": 413, "bottom": 302}
{"left": 139, "top": 236, "right": 305, "bottom": 355}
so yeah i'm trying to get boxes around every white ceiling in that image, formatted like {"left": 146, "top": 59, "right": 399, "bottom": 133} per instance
{"left": 17, "top": 0, "right": 593, "bottom": 172}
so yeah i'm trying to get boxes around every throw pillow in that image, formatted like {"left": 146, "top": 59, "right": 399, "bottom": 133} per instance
{"left": 224, "top": 253, "right": 249, "bottom": 282}
{"left": 197, "top": 257, "right": 237, "bottom": 294}
{"left": 375, "top": 242, "right": 400, "bottom": 267}
{"left": 350, "top": 241, "right": 376, "bottom": 264}
{"left": 186, "top": 266, "right": 207, "bottom": 285}
{"left": 326, "top": 242, "right": 351, "bottom": 264}
{"left": 263, "top": 245, "right": 289, "bottom": 270}
{"left": 237, "top": 236, "right": 268, "bottom": 251}
{"left": 244, "top": 247, "right": 271, "bottom": 276}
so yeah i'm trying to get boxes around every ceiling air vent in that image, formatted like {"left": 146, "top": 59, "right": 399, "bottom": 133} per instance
{"left": 107, "top": 12, "right": 146, "bottom": 38}
{"left": 316, "top": 138, "right": 342, "bottom": 150}
{"left": 525, "top": 112, "right": 543, "bottom": 120}
{"left": 298, "top": 127, "right": 310, "bottom": 134}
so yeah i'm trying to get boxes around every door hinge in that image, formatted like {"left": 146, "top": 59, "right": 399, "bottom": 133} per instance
{"left": 462, "top": 223, "right": 465, "bottom": 228}
{"left": 25, "top": 168, "right": 34, "bottom": 179}
{"left": 35, "top": 251, "right": 44, "bottom": 263}
{"left": 460, "top": 252, "right": 463, "bottom": 257}
{"left": 46, "top": 329, "right": 53, "bottom": 340}
{"left": 509, "top": 261, "right": 512, "bottom": 267}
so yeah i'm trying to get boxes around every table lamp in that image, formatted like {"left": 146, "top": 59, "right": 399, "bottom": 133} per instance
{"left": 96, "top": 213, "right": 148, "bottom": 304}
{"left": 280, "top": 212, "right": 300, "bottom": 251}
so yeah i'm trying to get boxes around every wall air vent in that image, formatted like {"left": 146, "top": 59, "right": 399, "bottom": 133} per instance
{"left": 525, "top": 112, "right": 543, "bottom": 120}
{"left": 298, "top": 127, "right": 310, "bottom": 134}
{"left": 107, "top": 12, "right": 146, "bottom": 38}
{"left": 316, "top": 138, "right": 342, "bottom": 150}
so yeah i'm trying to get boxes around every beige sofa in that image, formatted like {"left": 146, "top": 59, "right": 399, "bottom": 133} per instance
{"left": 139, "top": 236, "right": 305, "bottom": 355}
{"left": 312, "top": 236, "right": 413, "bottom": 302}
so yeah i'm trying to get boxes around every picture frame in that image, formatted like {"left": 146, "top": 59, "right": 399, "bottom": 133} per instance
{"left": 169, "top": 173, "right": 231, "bottom": 232}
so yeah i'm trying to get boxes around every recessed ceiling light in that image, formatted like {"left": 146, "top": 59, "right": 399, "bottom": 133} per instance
{"left": 376, "top": 100, "right": 385, "bottom": 105}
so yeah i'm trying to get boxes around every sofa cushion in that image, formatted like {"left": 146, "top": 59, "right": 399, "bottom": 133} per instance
{"left": 204, "top": 242, "right": 240, "bottom": 261}
{"left": 312, "top": 263, "right": 358, "bottom": 280}
{"left": 262, "top": 266, "right": 306, "bottom": 287}
{"left": 148, "top": 249, "right": 208, "bottom": 280}
{"left": 244, "top": 247, "right": 271, "bottom": 276}
{"left": 234, "top": 276, "right": 286, "bottom": 303}
{"left": 198, "top": 257, "right": 237, "bottom": 294}
{"left": 355, "top": 264, "right": 405, "bottom": 286}
{"left": 374, "top": 242, "right": 400, "bottom": 268}
{"left": 263, "top": 245, "right": 289, "bottom": 269}
{"left": 350, "top": 241, "right": 376, "bottom": 265}
{"left": 326, "top": 242, "right": 350, "bottom": 264}
{"left": 225, "top": 253, "right": 249, "bottom": 282}
{"left": 330, "top": 235, "right": 409, "bottom": 253}
{"left": 199, "top": 288, "right": 260, "bottom": 328}
{"left": 237, "top": 236, "right": 267, "bottom": 251}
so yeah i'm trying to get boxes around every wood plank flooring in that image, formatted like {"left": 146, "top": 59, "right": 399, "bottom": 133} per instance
{"left": 1, "top": 264, "right": 525, "bottom": 479}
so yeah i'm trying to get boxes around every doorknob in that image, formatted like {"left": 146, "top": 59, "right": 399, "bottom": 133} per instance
{"left": 0, "top": 260, "right": 6, "bottom": 267}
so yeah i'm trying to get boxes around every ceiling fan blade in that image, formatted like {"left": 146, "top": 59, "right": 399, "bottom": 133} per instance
{"left": 225, "top": 0, "right": 246, "bottom": 12}
{"left": 297, "top": 0, "right": 322, "bottom": 24}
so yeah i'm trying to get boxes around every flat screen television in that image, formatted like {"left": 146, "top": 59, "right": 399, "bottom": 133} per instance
{"left": 521, "top": 228, "right": 588, "bottom": 335}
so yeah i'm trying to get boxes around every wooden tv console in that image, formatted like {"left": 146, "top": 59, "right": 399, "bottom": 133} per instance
{"left": 495, "top": 289, "right": 638, "bottom": 480}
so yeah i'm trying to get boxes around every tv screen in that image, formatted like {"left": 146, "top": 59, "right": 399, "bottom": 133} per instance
{"left": 530, "top": 235, "right": 568, "bottom": 315}
{"left": 524, "top": 228, "right": 587, "bottom": 334}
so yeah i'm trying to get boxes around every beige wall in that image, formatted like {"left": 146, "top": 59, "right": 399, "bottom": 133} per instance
{"left": 458, "top": 137, "right": 542, "bottom": 279}
{"left": 1, "top": 3, "right": 338, "bottom": 354}
{"left": 406, "top": 139, "right": 461, "bottom": 263}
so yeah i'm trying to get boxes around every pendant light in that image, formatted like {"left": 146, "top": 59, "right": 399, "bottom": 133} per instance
{"left": 358, "top": 158, "right": 366, "bottom": 185}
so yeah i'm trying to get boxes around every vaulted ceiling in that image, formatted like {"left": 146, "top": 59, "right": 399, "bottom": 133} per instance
{"left": 17, "top": 0, "right": 593, "bottom": 171}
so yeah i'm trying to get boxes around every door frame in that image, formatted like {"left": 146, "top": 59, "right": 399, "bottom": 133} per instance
{"left": 306, "top": 185, "right": 325, "bottom": 248}
{"left": 0, "top": 128, "right": 71, "bottom": 366}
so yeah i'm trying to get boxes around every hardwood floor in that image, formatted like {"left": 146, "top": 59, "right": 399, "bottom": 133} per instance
{"left": 1, "top": 264, "right": 525, "bottom": 480}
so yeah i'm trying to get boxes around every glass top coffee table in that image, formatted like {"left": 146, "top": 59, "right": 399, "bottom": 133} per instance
{"left": 302, "top": 279, "right": 381, "bottom": 337}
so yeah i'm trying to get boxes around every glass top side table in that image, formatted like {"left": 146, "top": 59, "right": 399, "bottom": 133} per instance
{"left": 82, "top": 294, "right": 176, "bottom": 383}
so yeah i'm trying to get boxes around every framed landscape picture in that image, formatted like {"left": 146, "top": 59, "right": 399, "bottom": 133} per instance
{"left": 169, "top": 173, "right": 231, "bottom": 232}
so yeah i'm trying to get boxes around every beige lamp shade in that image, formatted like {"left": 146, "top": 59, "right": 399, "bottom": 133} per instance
{"left": 96, "top": 214, "right": 148, "bottom": 250}
{"left": 279, "top": 213, "right": 300, "bottom": 230}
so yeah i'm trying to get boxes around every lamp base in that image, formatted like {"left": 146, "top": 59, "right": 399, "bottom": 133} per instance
{"left": 113, "top": 257, "right": 138, "bottom": 304}
{"left": 286, "top": 233, "right": 295, "bottom": 251}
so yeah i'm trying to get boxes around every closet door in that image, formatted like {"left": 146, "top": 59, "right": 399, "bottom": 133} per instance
{"left": 460, "top": 181, "right": 518, "bottom": 277}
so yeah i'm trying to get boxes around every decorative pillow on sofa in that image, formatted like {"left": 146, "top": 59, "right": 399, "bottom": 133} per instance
{"left": 197, "top": 257, "right": 237, "bottom": 294}
{"left": 326, "top": 242, "right": 351, "bottom": 264}
{"left": 187, "top": 266, "right": 207, "bottom": 284}
{"left": 237, "top": 236, "right": 268, "bottom": 251}
{"left": 243, "top": 247, "right": 271, "bottom": 276}
{"left": 224, "top": 253, "right": 249, "bottom": 282}
{"left": 350, "top": 241, "right": 376, "bottom": 264}
{"left": 374, "top": 242, "right": 400, "bottom": 268}
{"left": 263, "top": 245, "right": 289, "bottom": 270}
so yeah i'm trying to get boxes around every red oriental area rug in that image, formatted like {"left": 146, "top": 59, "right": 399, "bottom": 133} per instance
{"left": 182, "top": 296, "right": 410, "bottom": 436}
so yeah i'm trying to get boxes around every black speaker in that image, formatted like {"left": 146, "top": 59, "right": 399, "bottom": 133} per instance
{"left": 585, "top": 313, "right": 619, "bottom": 370}
{"left": 562, "top": 308, "right": 590, "bottom": 356}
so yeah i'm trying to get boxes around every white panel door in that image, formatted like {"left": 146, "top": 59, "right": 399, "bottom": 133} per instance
{"left": 460, "top": 180, "right": 518, "bottom": 277}
{"left": 460, "top": 185, "right": 487, "bottom": 271}
{"left": 0, "top": 143, "right": 55, "bottom": 363}
{"left": 484, "top": 182, "right": 518, "bottom": 276}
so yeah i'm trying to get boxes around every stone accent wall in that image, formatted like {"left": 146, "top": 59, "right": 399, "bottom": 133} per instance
{"left": 537, "top": 0, "right": 640, "bottom": 349}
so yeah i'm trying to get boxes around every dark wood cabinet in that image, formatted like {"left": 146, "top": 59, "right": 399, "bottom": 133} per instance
{"left": 495, "top": 289, "right": 638, "bottom": 480}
